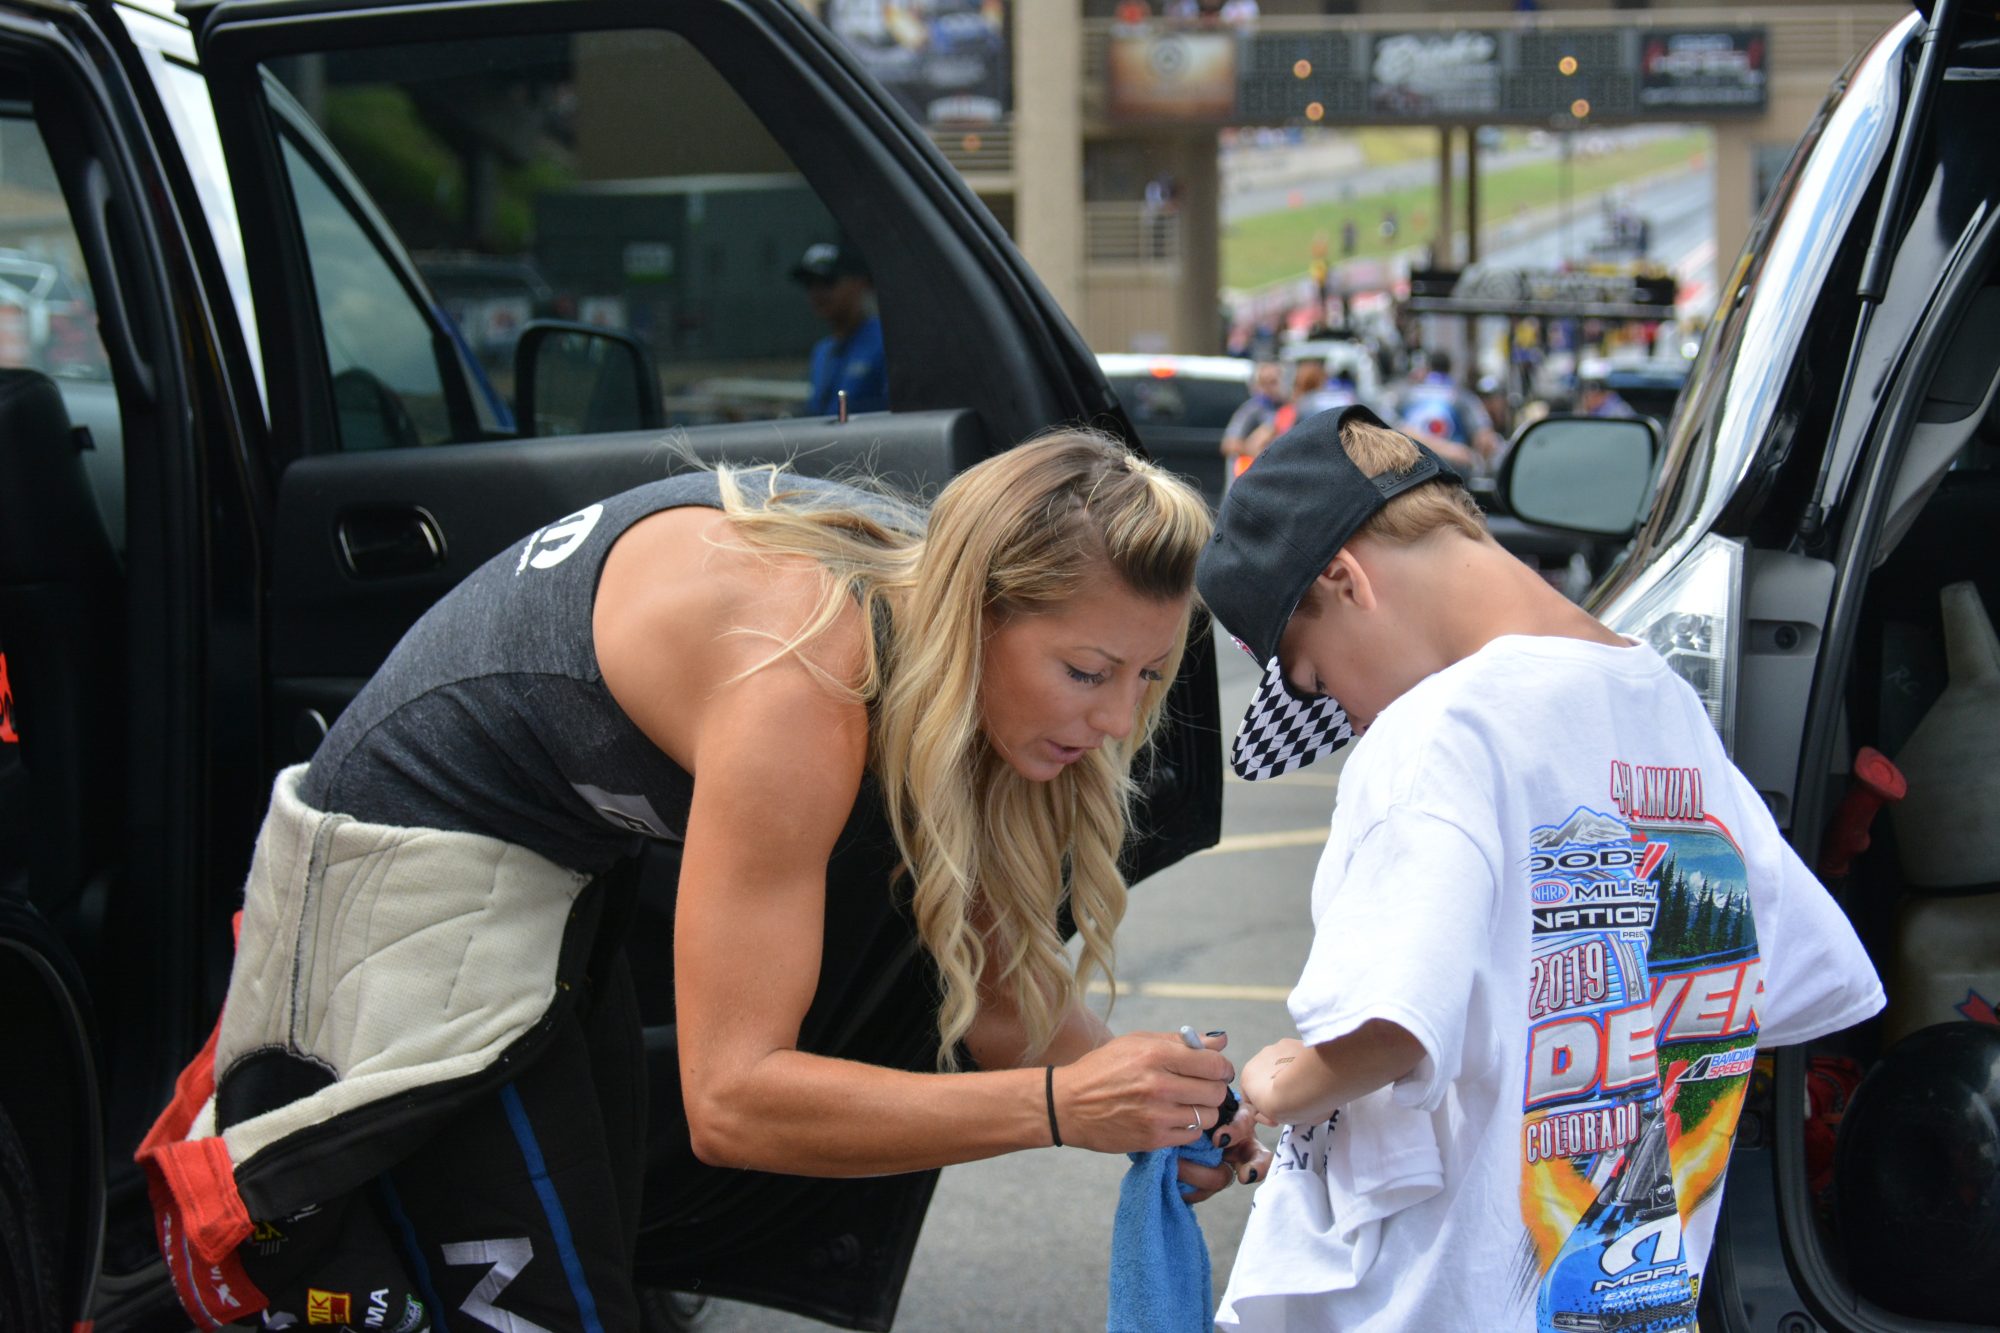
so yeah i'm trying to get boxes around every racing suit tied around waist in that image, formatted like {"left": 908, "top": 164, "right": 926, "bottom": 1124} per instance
{"left": 136, "top": 764, "right": 594, "bottom": 1325}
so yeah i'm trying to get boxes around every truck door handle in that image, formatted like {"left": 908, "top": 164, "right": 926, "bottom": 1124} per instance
{"left": 336, "top": 506, "right": 447, "bottom": 579}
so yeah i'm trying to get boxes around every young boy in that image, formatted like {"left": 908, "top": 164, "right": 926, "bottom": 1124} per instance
{"left": 1200, "top": 406, "right": 1883, "bottom": 1331}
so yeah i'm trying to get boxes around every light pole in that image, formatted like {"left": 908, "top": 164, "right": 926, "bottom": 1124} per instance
{"left": 1559, "top": 123, "right": 1573, "bottom": 268}
{"left": 1560, "top": 98, "right": 1590, "bottom": 269}
{"left": 1556, "top": 53, "right": 1586, "bottom": 271}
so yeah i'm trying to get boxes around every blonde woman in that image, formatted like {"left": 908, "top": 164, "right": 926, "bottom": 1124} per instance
{"left": 140, "top": 433, "right": 1266, "bottom": 1333}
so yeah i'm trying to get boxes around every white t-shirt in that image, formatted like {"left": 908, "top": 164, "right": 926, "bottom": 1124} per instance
{"left": 1218, "top": 635, "right": 1883, "bottom": 1333}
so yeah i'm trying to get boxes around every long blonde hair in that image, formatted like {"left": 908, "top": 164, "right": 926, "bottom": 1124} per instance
{"left": 711, "top": 433, "right": 1213, "bottom": 1066}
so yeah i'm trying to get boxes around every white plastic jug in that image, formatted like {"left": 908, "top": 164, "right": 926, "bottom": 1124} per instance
{"left": 1880, "top": 891, "right": 2000, "bottom": 1045}
{"left": 1892, "top": 581, "right": 2000, "bottom": 889}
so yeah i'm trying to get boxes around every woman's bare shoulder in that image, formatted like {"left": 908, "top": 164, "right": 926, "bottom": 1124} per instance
{"left": 594, "top": 506, "right": 870, "bottom": 768}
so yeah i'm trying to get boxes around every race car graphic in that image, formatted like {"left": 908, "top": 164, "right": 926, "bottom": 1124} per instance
{"left": 1536, "top": 1111, "right": 1696, "bottom": 1333}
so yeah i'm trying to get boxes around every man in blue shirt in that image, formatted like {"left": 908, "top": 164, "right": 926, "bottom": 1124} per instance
{"left": 1578, "top": 368, "right": 1637, "bottom": 419}
{"left": 1394, "top": 349, "right": 1495, "bottom": 475}
{"left": 792, "top": 242, "right": 888, "bottom": 417}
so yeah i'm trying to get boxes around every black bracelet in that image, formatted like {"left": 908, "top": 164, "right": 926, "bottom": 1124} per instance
{"left": 1045, "top": 1064, "right": 1064, "bottom": 1147}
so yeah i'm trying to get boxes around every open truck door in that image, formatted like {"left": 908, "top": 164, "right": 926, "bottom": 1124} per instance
{"left": 172, "top": 0, "right": 1223, "bottom": 1323}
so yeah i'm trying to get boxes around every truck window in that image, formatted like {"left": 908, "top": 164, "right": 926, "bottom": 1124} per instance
{"left": 282, "top": 134, "right": 455, "bottom": 449}
{"left": 0, "top": 117, "right": 113, "bottom": 385}
{"left": 261, "top": 28, "right": 888, "bottom": 445}
{"left": 0, "top": 110, "right": 122, "bottom": 542}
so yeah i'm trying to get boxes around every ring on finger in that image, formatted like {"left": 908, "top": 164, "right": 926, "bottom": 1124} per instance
{"left": 1189, "top": 1106, "right": 1204, "bottom": 1133}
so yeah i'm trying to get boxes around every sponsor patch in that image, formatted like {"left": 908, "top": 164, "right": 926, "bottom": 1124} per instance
{"left": 306, "top": 1290, "right": 351, "bottom": 1326}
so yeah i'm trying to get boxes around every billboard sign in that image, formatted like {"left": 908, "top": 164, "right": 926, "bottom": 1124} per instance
{"left": 1098, "top": 22, "right": 1771, "bottom": 125}
{"left": 1638, "top": 30, "right": 1767, "bottom": 112}
{"left": 824, "top": 0, "right": 1012, "bottom": 125}
{"left": 1107, "top": 28, "right": 1239, "bottom": 123}
{"left": 1369, "top": 31, "right": 1500, "bottom": 118}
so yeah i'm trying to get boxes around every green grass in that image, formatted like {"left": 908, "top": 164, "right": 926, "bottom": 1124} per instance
{"left": 1223, "top": 129, "right": 1710, "bottom": 291}
{"left": 1351, "top": 128, "right": 1439, "bottom": 167}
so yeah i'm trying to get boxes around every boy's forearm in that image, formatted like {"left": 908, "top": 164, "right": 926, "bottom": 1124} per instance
{"left": 1249, "top": 1020, "right": 1427, "bottom": 1124}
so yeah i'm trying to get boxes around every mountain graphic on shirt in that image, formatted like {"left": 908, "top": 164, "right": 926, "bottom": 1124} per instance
{"left": 1529, "top": 807, "right": 1631, "bottom": 851}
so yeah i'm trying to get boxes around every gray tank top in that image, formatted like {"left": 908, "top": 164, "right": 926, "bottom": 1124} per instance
{"left": 302, "top": 471, "right": 909, "bottom": 874}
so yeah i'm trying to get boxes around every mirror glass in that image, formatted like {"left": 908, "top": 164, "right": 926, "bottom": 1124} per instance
{"left": 528, "top": 330, "right": 650, "bottom": 437}
{"left": 1505, "top": 417, "right": 1657, "bottom": 536}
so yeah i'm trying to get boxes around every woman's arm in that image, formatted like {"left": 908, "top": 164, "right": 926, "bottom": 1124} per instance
{"left": 1240, "top": 1021, "right": 1426, "bottom": 1127}
{"left": 596, "top": 526, "right": 1232, "bottom": 1176}
{"left": 671, "top": 680, "right": 1232, "bottom": 1174}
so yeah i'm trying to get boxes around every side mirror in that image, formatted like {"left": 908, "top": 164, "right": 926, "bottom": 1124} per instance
{"left": 514, "top": 321, "right": 663, "bottom": 438}
{"left": 1498, "top": 415, "right": 1660, "bottom": 538}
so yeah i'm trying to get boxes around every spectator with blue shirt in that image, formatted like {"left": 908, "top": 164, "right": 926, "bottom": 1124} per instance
{"left": 1393, "top": 349, "right": 1495, "bottom": 475}
{"left": 1577, "top": 362, "right": 1638, "bottom": 419}
{"left": 792, "top": 241, "right": 889, "bottom": 417}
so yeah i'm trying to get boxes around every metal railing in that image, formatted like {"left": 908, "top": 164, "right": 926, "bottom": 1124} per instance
{"left": 1086, "top": 201, "right": 1184, "bottom": 267}
{"left": 927, "top": 123, "right": 1014, "bottom": 178}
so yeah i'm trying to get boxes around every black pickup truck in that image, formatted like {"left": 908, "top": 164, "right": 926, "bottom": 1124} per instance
{"left": 1502, "top": 4, "right": 2000, "bottom": 1328}
{"left": 0, "top": 1, "right": 1222, "bottom": 1327}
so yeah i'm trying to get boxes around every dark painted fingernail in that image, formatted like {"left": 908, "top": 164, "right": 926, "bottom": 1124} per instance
{"left": 1247, "top": 1169, "right": 1259, "bottom": 1182}
{"left": 1206, "top": 1030, "right": 1226, "bottom": 1037}
{"left": 1218, "top": 1133, "right": 1232, "bottom": 1148}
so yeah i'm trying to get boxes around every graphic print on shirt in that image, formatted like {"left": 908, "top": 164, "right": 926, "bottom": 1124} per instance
{"left": 514, "top": 503, "right": 604, "bottom": 574}
{"left": 1515, "top": 760, "right": 1762, "bottom": 1333}
{"left": 1269, "top": 1110, "right": 1340, "bottom": 1178}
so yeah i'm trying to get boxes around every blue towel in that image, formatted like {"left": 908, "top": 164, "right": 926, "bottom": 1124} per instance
{"left": 1107, "top": 1132, "right": 1226, "bottom": 1333}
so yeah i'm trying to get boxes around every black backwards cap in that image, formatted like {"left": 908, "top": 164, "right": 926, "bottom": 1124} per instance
{"left": 1195, "top": 404, "right": 1464, "bottom": 780}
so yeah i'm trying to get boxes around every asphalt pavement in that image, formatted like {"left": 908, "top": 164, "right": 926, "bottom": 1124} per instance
{"left": 702, "top": 630, "right": 1344, "bottom": 1331}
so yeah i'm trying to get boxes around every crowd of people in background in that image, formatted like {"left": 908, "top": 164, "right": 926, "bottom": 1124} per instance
{"left": 1219, "top": 311, "right": 1647, "bottom": 492}
{"left": 1112, "top": 0, "right": 1260, "bottom": 28}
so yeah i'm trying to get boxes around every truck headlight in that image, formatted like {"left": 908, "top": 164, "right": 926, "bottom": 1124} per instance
{"left": 1605, "top": 534, "right": 1745, "bottom": 752}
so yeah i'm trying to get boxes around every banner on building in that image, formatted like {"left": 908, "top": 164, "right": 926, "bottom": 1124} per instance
{"left": 1098, "top": 21, "right": 1771, "bottom": 126}
{"left": 1369, "top": 31, "right": 1500, "bottom": 117}
{"left": 1638, "top": 30, "right": 1767, "bottom": 112}
{"left": 1107, "top": 28, "right": 1239, "bottom": 122}
{"left": 824, "top": 0, "right": 1012, "bottom": 125}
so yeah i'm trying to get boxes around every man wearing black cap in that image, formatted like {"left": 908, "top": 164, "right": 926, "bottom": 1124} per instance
{"left": 1204, "top": 407, "right": 1881, "bottom": 1331}
{"left": 791, "top": 241, "right": 888, "bottom": 417}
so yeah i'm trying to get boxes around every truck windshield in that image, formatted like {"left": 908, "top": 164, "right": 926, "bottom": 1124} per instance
{"left": 1591, "top": 15, "right": 1914, "bottom": 620}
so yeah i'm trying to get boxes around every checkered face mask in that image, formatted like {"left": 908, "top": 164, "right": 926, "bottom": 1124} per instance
{"left": 1230, "top": 654, "right": 1354, "bottom": 781}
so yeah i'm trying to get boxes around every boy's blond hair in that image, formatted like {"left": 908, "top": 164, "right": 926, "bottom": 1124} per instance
{"left": 1341, "top": 417, "right": 1490, "bottom": 545}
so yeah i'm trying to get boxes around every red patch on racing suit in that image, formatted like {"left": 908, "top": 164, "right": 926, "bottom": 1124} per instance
{"left": 133, "top": 914, "right": 267, "bottom": 1327}
{"left": 0, "top": 651, "right": 19, "bottom": 743}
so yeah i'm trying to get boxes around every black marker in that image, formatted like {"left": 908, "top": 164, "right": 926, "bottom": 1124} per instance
{"left": 1178, "top": 1026, "right": 1239, "bottom": 1134}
